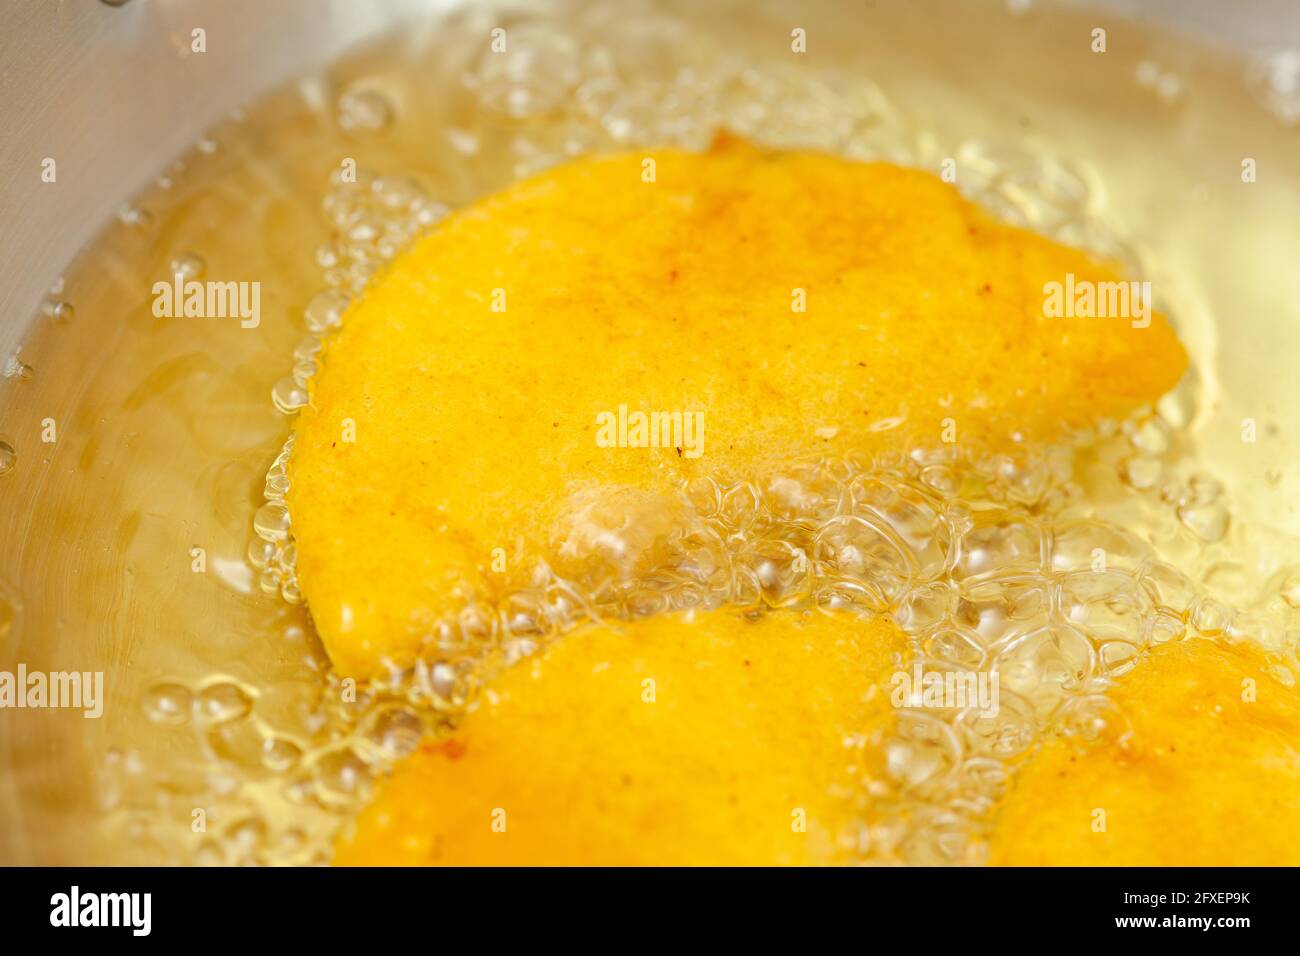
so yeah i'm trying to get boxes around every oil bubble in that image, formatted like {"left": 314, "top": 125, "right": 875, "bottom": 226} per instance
{"left": 261, "top": 736, "right": 304, "bottom": 772}
{"left": 271, "top": 377, "right": 309, "bottom": 413}
{"left": 42, "top": 301, "right": 75, "bottom": 322}
{"left": 142, "top": 682, "right": 193, "bottom": 724}
{"left": 336, "top": 87, "right": 394, "bottom": 135}
{"left": 116, "top": 203, "right": 153, "bottom": 227}
{"left": 253, "top": 502, "right": 291, "bottom": 540}
{"left": 195, "top": 681, "right": 255, "bottom": 725}
{"left": 168, "top": 252, "right": 206, "bottom": 280}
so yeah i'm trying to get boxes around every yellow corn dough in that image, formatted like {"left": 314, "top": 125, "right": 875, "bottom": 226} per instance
{"left": 334, "top": 608, "right": 905, "bottom": 866}
{"left": 988, "top": 637, "right": 1300, "bottom": 865}
{"left": 287, "top": 137, "right": 1187, "bottom": 677}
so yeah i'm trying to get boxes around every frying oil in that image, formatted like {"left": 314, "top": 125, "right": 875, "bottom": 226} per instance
{"left": 1, "top": 0, "right": 1299, "bottom": 865}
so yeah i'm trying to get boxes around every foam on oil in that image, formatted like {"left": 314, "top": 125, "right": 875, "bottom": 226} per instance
{"left": 1, "top": 0, "right": 1299, "bottom": 865}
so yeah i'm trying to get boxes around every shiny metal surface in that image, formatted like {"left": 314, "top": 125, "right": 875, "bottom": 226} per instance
{"left": 0, "top": 0, "right": 1294, "bottom": 867}
{"left": 1084, "top": 0, "right": 1300, "bottom": 48}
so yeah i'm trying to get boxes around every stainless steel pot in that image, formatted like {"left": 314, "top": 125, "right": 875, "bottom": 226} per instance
{"left": 0, "top": 0, "right": 1296, "bottom": 866}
